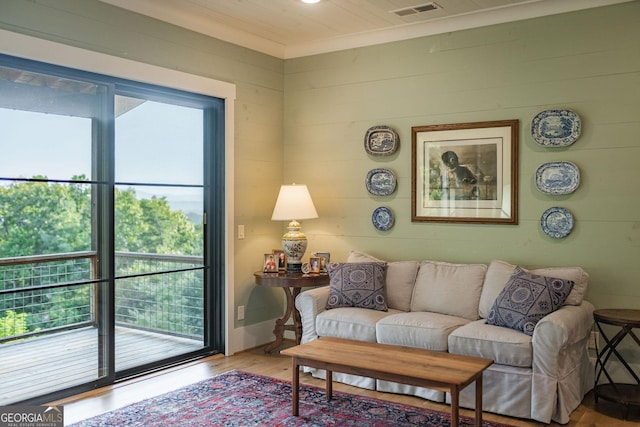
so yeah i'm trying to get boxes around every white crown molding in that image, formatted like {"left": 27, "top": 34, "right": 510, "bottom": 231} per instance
{"left": 100, "top": 0, "right": 631, "bottom": 59}
{"left": 100, "top": 0, "right": 287, "bottom": 58}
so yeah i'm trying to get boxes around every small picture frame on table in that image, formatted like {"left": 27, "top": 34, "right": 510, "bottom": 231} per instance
{"left": 309, "top": 256, "right": 321, "bottom": 274}
{"left": 272, "top": 249, "right": 286, "bottom": 271}
{"left": 313, "top": 252, "right": 330, "bottom": 272}
{"left": 263, "top": 253, "right": 278, "bottom": 273}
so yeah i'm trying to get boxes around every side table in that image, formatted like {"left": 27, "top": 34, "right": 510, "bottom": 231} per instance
{"left": 254, "top": 271, "right": 329, "bottom": 354}
{"left": 593, "top": 308, "right": 640, "bottom": 419}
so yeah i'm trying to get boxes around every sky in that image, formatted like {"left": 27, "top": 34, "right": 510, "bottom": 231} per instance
{"left": 0, "top": 100, "right": 204, "bottom": 208}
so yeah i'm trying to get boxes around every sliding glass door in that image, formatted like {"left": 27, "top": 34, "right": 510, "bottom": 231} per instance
{"left": 0, "top": 55, "right": 224, "bottom": 404}
{"left": 0, "top": 64, "right": 105, "bottom": 403}
{"left": 113, "top": 95, "right": 206, "bottom": 373}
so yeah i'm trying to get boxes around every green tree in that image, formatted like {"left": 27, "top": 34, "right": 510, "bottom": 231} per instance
{"left": 115, "top": 189, "right": 201, "bottom": 255}
{"left": 0, "top": 176, "right": 91, "bottom": 258}
{"left": 0, "top": 310, "right": 29, "bottom": 337}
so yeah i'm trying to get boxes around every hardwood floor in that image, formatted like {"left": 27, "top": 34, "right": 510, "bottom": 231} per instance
{"left": 50, "top": 340, "right": 639, "bottom": 426}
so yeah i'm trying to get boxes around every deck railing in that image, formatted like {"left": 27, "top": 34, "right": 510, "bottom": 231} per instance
{"left": 0, "top": 251, "right": 204, "bottom": 343}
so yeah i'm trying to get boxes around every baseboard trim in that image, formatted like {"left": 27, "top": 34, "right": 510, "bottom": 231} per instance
{"left": 229, "top": 319, "right": 294, "bottom": 355}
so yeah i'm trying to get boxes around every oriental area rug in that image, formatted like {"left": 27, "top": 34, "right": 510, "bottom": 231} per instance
{"left": 70, "top": 370, "right": 514, "bottom": 427}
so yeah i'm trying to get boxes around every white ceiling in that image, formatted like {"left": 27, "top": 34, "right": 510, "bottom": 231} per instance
{"left": 100, "top": 0, "right": 631, "bottom": 59}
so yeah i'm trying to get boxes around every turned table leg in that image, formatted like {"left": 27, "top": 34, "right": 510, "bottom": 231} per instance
{"left": 263, "top": 286, "right": 295, "bottom": 354}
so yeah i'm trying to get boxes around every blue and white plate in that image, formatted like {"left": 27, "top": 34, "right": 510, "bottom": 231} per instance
{"left": 364, "top": 125, "right": 399, "bottom": 156}
{"left": 366, "top": 168, "right": 397, "bottom": 196}
{"left": 531, "top": 109, "right": 581, "bottom": 147}
{"left": 535, "top": 161, "right": 580, "bottom": 195}
{"left": 541, "top": 207, "right": 574, "bottom": 238}
{"left": 372, "top": 206, "right": 394, "bottom": 231}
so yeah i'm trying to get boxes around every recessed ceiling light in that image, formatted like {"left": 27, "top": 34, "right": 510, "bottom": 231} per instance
{"left": 301, "top": 0, "right": 321, "bottom": 4}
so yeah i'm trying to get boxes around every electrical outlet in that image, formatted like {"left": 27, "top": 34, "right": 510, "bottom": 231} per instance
{"left": 237, "top": 305, "right": 245, "bottom": 321}
{"left": 588, "top": 331, "right": 599, "bottom": 349}
{"left": 238, "top": 225, "right": 245, "bottom": 239}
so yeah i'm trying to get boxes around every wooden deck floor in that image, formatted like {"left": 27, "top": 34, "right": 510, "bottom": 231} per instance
{"left": 0, "top": 326, "right": 203, "bottom": 405}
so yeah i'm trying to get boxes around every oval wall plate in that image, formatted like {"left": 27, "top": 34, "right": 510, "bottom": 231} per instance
{"left": 364, "top": 125, "right": 399, "bottom": 156}
{"left": 531, "top": 109, "right": 581, "bottom": 147}
{"left": 365, "top": 168, "right": 397, "bottom": 196}
{"left": 535, "top": 161, "right": 580, "bottom": 195}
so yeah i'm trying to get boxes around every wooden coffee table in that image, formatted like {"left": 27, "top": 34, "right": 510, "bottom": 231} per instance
{"left": 281, "top": 337, "right": 493, "bottom": 427}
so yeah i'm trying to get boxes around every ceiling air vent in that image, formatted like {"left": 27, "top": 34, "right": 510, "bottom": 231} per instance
{"left": 392, "top": 2, "right": 440, "bottom": 17}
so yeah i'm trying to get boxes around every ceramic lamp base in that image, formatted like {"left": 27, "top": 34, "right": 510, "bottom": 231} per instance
{"left": 286, "top": 261, "right": 302, "bottom": 274}
{"left": 281, "top": 220, "right": 308, "bottom": 274}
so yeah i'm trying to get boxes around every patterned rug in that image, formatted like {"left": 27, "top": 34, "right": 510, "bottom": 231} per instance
{"left": 70, "top": 370, "right": 514, "bottom": 426}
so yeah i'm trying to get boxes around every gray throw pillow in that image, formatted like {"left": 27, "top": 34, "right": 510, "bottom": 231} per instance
{"left": 326, "top": 262, "right": 388, "bottom": 311}
{"left": 486, "top": 267, "right": 574, "bottom": 335}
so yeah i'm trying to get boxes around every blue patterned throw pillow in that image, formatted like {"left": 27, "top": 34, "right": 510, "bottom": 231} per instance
{"left": 486, "top": 267, "right": 574, "bottom": 335}
{"left": 326, "top": 262, "right": 388, "bottom": 311}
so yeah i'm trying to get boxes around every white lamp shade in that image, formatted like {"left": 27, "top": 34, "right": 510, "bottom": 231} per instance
{"left": 271, "top": 184, "right": 318, "bottom": 221}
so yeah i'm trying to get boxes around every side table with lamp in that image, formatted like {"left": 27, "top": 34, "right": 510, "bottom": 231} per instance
{"left": 256, "top": 183, "right": 328, "bottom": 353}
{"left": 254, "top": 271, "right": 329, "bottom": 353}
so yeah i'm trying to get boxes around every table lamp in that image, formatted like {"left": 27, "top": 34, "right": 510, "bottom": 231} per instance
{"left": 271, "top": 184, "right": 318, "bottom": 273}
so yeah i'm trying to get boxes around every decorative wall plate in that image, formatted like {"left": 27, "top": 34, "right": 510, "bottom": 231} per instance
{"left": 365, "top": 168, "right": 397, "bottom": 196}
{"left": 372, "top": 206, "right": 394, "bottom": 231}
{"left": 541, "top": 207, "right": 574, "bottom": 238}
{"left": 531, "top": 109, "right": 581, "bottom": 147}
{"left": 364, "top": 125, "right": 399, "bottom": 156}
{"left": 535, "top": 161, "right": 580, "bottom": 195}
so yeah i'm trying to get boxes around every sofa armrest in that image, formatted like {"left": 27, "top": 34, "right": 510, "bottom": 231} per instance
{"left": 532, "top": 300, "right": 595, "bottom": 377}
{"left": 531, "top": 300, "right": 595, "bottom": 423}
{"left": 532, "top": 300, "right": 595, "bottom": 358}
{"left": 295, "top": 285, "right": 330, "bottom": 344}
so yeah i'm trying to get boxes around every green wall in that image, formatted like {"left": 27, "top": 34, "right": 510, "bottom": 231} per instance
{"left": 284, "top": 2, "right": 640, "bottom": 311}
{"left": 1, "top": 0, "right": 639, "bottom": 350}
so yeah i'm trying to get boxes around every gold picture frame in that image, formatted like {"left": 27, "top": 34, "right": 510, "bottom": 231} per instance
{"left": 272, "top": 249, "right": 286, "bottom": 272}
{"left": 309, "top": 256, "right": 321, "bottom": 274}
{"left": 313, "top": 252, "right": 330, "bottom": 272}
{"left": 263, "top": 253, "right": 278, "bottom": 273}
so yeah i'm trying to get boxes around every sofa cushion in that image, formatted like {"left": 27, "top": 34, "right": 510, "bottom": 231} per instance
{"left": 411, "top": 261, "right": 487, "bottom": 321}
{"left": 448, "top": 319, "right": 533, "bottom": 367}
{"left": 326, "top": 262, "right": 388, "bottom": 311}
{"left": 346, "top": 250, "right": 383, "bottom": 263}
{"left": 486, "top": 267, "right": 574, "bottom": 335}
{"left": 316, "top": 307, "right": 402, "bottom": 342}
{"left": 347, "top": 250, "right": 418, "bottom": 312}
{"left": 376, "top": 312, "right": 470, "bottom": 351}
{"left": 530, "top": 266, "right": 588, "bottom": 306}
{"left": 479, "top": 260, "right": 588, "bottom": 318}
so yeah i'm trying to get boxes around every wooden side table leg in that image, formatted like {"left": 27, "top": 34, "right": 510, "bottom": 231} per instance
{"left": 263, "top": 286, "right": 294, "bottom": 354}
{"left": 451, "top": 386, "right": 459, "bottom": 427}
{"left": 292, "top": 358, "right": 299, "bottom": 416}
{"left": 292, "top": 287, "right": 302, "bottom": 344}
{"left": 326, "top": 370, "right": 333, "bottom": 400}
{"left": 475, "top": 375, "right": 483, "bottom": 427}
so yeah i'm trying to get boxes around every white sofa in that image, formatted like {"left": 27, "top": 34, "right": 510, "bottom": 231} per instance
{"left": 295, "top": 251, "right": 595, "bottom": 424}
